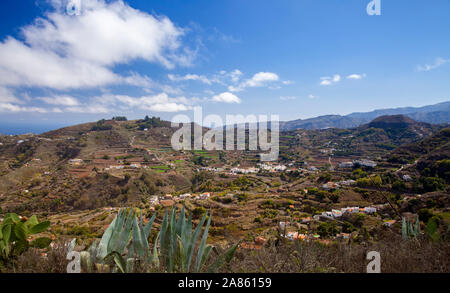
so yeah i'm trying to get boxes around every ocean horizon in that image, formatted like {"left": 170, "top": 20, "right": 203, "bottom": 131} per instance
{"left": 0, "top": 122, "right": 71, "bottom": 135}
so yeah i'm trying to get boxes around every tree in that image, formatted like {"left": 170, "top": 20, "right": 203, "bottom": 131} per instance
{"left": 112, "top": 116, "right": 127, "bottom": 121}
{"left": 317, "top": 222, "right": 338, "bottom": 237}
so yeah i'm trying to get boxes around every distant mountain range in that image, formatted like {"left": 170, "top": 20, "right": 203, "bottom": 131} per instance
{"left": 280, "top": 101, "right": 450, "bottom": 131}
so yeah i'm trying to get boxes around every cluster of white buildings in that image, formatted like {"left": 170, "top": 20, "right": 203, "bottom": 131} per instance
{"left": 339, "top": 159, "right": 377, "bottom": 169}
{"left": 322, "top": 179, "right": 357, "bottom": 190}
{"left": 319, "top": 206, "right": 377, "bottom": 219}
{"left": 199, "top": 166, "right": 224, "bottom": 172}
{"left": 230, "top": 167, "right": 259, "bottom": 174}
{"left": 258, "top": 163, "right": 287, "bottom": 172}
{"left": 69, "top": 158, "right": 84, "bottom": 166}
{"left": 148, "top": 192, "right": 211, "bottom": 206}
{"left": 198, "top": 163, "right": 290, "bottom": 174}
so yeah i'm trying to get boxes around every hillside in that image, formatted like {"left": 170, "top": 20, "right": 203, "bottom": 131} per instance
{"left": 277, "top": 115, "right": 442, "bottom": 164}
{"left": 1, "top": 116, "right": 449, "bottom": 274}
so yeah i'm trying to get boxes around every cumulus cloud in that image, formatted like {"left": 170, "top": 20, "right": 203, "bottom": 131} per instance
{"left": 346, "top": 73, "right": 366, "bottom": 80}
{"left": 228, "top": 69, "right": 243, "bottom": 83}
{"left": 229, "top": 72, "right": 279, "bottom": 92}
{"left": 38, "top": 95, "right": 80, "bottom": 106}
{"left": 110, "top": 92, "right": 193, "bottom": 112}
{"left": 320, "top": 74, "right": 341, "bottom": 86}
{"left": 417, "top": 57, "right": 450, "bottom": 72}
{"left": 146, "top": 103, "right": 190, "bottom": 112}
{"left": 168, "top": 74, "right": 213, "bottom": 85}
{"left": 0, "top": 0, "right": 191, "bottom": 90}
{"left": 212, "top": 92, "right": 241, "bottom": 103}
{"left": 0, "top": 103, "right": 48, "bottom": 113}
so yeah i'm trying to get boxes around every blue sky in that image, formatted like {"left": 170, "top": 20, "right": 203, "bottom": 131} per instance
{"left": 0, "top": 0, "right": 449, "bottom": 133}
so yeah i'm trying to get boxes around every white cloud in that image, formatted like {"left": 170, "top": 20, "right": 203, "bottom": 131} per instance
{"left": 280, "top": 96, "right": 296, "bottom": 101}
{"left": 245, "top": 72, "right": 279, "bottom": 87}
{"left": 346, "top": 73, "right": 366, "bottom": 80}
{"left": 168, "top": 73, "right": 213, "bottom": 85}
{"left": 0, "top": 103, "right": 48, "bottom": 113}
{"left": 228, "top": 69, "right": 243, "bottom": 83}
{"left": 0, "top": 0, "right": 191, "bottom": 90}
{"left": 212, "top": 92, "right": 241, "bottom": 103}
{"left": 145, "top": 103, "right": 190, "bottom": 112}
{"left": 112, "top": 92, "right": 193, "bottom": 112}
{"left": 229, "top": 72, "right": 279, "bottom": 92}
{"left": 308, "top": 94, "right": 317, "bottom": 99}
{"left": 0, "top": 87, "right": 20, "bottom": 103}
{"left": 417, "top": 57, "right": 450, "bottom": 72}
{"left": 320, "top": 74, "right": 341, "bottom": 86}
{"left": 38, "top": 95, "right": 79, "bottom": 106}
{"left": 124, "top": 72, "right": 182, "bottom": 95}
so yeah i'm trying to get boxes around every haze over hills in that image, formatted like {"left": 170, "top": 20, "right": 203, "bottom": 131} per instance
{"left": 280, "top": 101, "right": 450, "bottom": 131}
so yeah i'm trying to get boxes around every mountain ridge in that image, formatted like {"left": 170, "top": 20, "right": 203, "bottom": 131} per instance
{"left": 280, "top": 101, "right": 450, "bottom": 131}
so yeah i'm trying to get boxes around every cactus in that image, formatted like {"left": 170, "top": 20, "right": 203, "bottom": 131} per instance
{"left": 402, "top": 217, "right": 420, "bottom": 241}
{"left": 0, "top": 213, "right": 51, "bottom": 264}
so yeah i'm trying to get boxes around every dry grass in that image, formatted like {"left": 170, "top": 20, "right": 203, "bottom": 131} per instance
{"left": 3, "top": 235, "right": 449, "bottom": 273}
{"left": 225, "top": 234, "right": 450, "bottom": 273}
{"left": 4, "top": 242, "right": 72, "bottom": 273}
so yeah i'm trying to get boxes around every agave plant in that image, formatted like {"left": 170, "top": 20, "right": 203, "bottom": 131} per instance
{"left": 155, "top": 206, "right": 238, "bottom": 273}
{"left": 402, "top": 217, "right": 420, "bottom": 241}
{"left": 77, "top": 207, "right": 237, "bottom": 273}
{"left": 79, "top": 208, "right": 156, "bottom": 273}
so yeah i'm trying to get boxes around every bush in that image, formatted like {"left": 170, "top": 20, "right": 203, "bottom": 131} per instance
{"left": 317, "top": 221, "right": 338, "bottom": 237}
{"left": 420, "top": 177, "right": 445, "bottom": 192}
{"left": 418, "top": 209, "right": 433, "bottom": 223}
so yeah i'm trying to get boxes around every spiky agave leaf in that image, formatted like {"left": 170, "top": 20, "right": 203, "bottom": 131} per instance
{"left": 97, "top": 209, "right": 133, "bottom": 259}
{"left": 186, "top": 212, "right": 207, "bottom": 272}
{"left": 195, "top": 213, "right": 212, "bottom": 272}
{"left": 206, "top": 243, "right": 240, "bottom": 273}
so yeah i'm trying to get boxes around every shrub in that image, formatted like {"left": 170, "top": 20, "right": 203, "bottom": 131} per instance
{"left": 317, "top": 222, "right": 338, "bottom": 237}
{"left": 0, "top": 214, "right": 52, "bottom": 269}
{"left": 418, "top": 209, "right": 433, "bottom": 223}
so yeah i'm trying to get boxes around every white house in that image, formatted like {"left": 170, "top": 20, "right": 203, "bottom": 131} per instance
{"left": 331, "top": 209, "right": 342, "bottom": 218}
{"left": 383, "top": 220, "right": 396, "bottom": 227}
{"left": 342, "top": 207, "right": 360, "bottom": 214}
{"left": 363, "top": 207, "right": 377, "bottom": 214}
{"left": 69, "top": 159, "right": 84, "bottom": 165}
{"left": 339, "top": 179, "right": 356, "bottom": 186}
{"left": 179, "top": 193, "right": 191, "bottom": 199}
{"left": 353, "top": 159, "right": 377, "bottom": 168}
{"left": 402, "top": 175, "right": 412, "bottom": 181}
{"left": 339, "top": 162, "right": 354, "bottom": 169}
{"left": 321, "top": 211, "right": 333, "bottom": 218}
{"left": 199, "top": 192, "right": 210, "bottom": 200}
{"left": 322, "top": 182, "right": 340, "bottom": 190}
{"left": 149, "top": 196, "right": 159, "bottom": 205}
